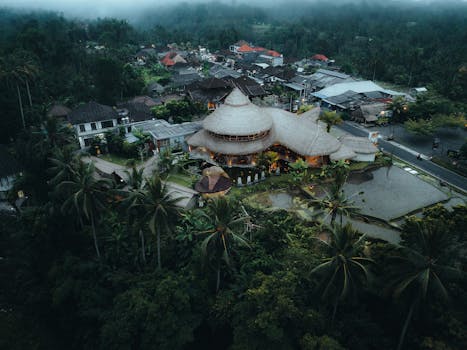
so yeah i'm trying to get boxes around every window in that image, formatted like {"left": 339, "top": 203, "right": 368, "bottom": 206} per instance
{"left": 79, "top": 124, "right": 85, "bottom": 132}
{"left": 84, "top": 138, "right": 92, "bottom": 147}
{"left": 91, "top": 122, "right": 97, "bottom": 130}
{"left": 101, "top": 120, "right": 114, "bottom": 128}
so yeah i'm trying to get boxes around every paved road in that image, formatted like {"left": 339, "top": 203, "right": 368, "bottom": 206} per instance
{"left": 337, "top": 122, "right": 467, "bottom": 193}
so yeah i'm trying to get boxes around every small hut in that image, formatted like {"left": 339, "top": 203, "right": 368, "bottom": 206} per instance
{"left": 195, "top": 166, "right": 232, "bottom": 198}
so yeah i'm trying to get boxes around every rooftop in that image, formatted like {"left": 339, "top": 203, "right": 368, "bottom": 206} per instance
{"left": 132, "top": 119, "right": 202, "bottom": 140}
{"left": 68, "top": 101, "right": 118, "bottom": 124}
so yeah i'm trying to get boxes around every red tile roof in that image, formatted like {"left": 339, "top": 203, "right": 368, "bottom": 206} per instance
{"left": 312, "top": 54, "right": 329, "bottom": 61}
{"left": 237, "top": 44, "right": 255, "bottom": 52}
{"left": 266, "top": 50, "right": 281, "bottom": 57}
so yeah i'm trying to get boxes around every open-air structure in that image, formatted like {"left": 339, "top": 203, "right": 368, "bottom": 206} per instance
{"left": 188, "top": 88, "right": 367, "bottom": 168}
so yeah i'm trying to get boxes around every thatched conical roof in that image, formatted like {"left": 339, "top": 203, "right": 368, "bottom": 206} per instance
{"left": 203, "top": 88, "right": 273, "bottom": 136}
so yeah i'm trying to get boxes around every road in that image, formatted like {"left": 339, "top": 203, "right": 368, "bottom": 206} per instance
{"left": 337, "top": 122, "right": 467, "bottom": 193}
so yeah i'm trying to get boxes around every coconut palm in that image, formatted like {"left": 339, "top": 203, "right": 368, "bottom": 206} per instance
{"left": 388, "top": 221, "right": 463, "bottom": 350}
{"left": 318, "top": 110, "right": 343, "bottom": 133}
{"left": 200, "top": 197, "right": 250, "bottom": 292}
{"left": 129, "top": 175, "right": 182, "bottom": 269}
{"left": 0, "top": 51, "right": 39, "bottom": 128}
{"left": 59, "top": 161, "right": 112, "bottom": 259}
{"left": 311, "top": 224, "right": 373, "bottom": 321}
{"left": 120, "top": 166, "right": 146, "bottom": 265}
{"left": 310, "top": 182, "right": 363, "bottom": 227}
{"left": 388, "top": 96, "right": 407, "bottom": 122}
{"left": 124, "top": 166, "right": 144, "bottom": 190}
{"left": 48, "top": 147, "right": 81, "bottom": 187}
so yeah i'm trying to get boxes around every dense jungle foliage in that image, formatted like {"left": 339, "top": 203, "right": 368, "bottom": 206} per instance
{"left": 1, "top": 2, "right": 467, "bottom": 349}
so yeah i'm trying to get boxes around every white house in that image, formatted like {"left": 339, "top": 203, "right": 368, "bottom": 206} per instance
{"left": 68, "top": 102, "right": 121, "bottom": 148}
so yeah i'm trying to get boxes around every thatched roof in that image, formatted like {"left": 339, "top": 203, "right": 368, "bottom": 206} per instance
{"left": 339, "top": 135, "right": 378, "bottom": 154}
{"left": 266, "top": 107, "right": 341, "bottom": 156}
{"left": 189, "top": 129, "right": 272, "bottom": 155}
{"left": 203, "top": 88, "right": 273, "bottom": 136}
{"left": 358, "top": 103, "right": 387, "bottom": 122}
{"left": 195, "top": 174, "right": 232, "bottom": 193}
{"left": 202, "top": 166, "right": 227, "bottom": 177}
{"left": 188, "top": 89, "right": 342, "bottom": 157}
{"left": 298, "top": 107, "right": 320, "bottom": 122}
{"left": 330, "top": 144, "right": 356, "bottom": 161}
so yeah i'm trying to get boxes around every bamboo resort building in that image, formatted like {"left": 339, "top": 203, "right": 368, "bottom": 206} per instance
{"left": 187, "top": 88, "right": 376, "bottom": 171}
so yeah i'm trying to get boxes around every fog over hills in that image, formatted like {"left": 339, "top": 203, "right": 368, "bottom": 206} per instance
{"left": 2, "top": 0, "right": 466, "bottom": 21}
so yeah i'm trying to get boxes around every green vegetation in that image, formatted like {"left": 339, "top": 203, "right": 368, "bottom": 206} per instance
{"left": 1, "top": 3, "right": 467, "bottom": 349}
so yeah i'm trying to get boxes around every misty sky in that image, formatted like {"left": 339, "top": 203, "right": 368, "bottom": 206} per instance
{"left": 0, "top": 0, "right": 463, "bottom": 20}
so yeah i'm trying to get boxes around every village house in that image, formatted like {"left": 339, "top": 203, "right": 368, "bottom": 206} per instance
{"left": 117, "top": 96, "right": 162, "bottom": 123}
{"left": 187, "top": 77, "right": 233, "bottom": 110}
{"left": 130, "top": 119, "right": 202, "bottom": 153}
{"left": 351, "top": 103, "right": 392, "bottom": 124}
{"left": 229, "top": 40, "right": 284, "bottom": 67}
{"left": 68, "top": 101, "right": 121, "bottom": 148}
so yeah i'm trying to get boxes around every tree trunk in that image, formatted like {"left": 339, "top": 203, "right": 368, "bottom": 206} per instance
{"left": 331, "top": 211, "right": 337, "bottom": 227}
{"left": 216, "top": 261, "right": 221, "bottom": 293}
{"left": 90, "top": 210, "right": 101, "bottom": 260}
{"left": 331, "top": 298, "right": 339, "bottom": 324}
{"left": 156, "top": 229, "right": 161, "bottom": 269}
{"left": 16, "top": 83, "right": 26, "bottom": 129}
{"left": 25, "top": 80, "right": 33, "bottom": 107}
{"left": 140, "top": 229, "right": 146, "bottom": 265}
{"left": 397, "top": 302, "right": 416, "bottom": 350}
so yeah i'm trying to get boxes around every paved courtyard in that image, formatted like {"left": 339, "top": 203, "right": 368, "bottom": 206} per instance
{"left": 344, "top": 166, "right": 449, "bottom": 221}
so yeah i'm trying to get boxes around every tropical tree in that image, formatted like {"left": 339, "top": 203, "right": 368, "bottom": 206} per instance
{"left": 40, "top": 117, "right": 76, "bottom": 148}
{"left": 157, "top": 147, "right": 175, "bottom": 174}
{"left": 48, "top": 147, "right": 81, "bottom": 187}
{"left": 318, "top": 111, "right": 343, "bottom": 133}
{"left": 310, "top": 183, "right": 363, "bottom": 227}
{"left": 311, "top": 224, "right": 373, "bottom": 321}
{"left": 0, "top": 52, "right": 39, "bottom": 128}
{"left": 388, "top": 220, "right": 463, "bottom": 350}
{"left": 59, "top": 161, "right": 112, "bottom": 259}
{"left": 289, "top": 158, "right": 310, "bottom": 184}
{"left": 124, "top": 166, "right": 144, "bottom": 190}
{"left": 388, "top": 96, "right": 408, "bottom": 122}
{"left": 129, "top": 175, "right": 181, "bottom": 269}
{"left": 312, "top": 161, "right": 361, "bottom": 227}
{"left": 119, "top": 166, "right": 147, "bottom": 264}
{"left": 256, "top": 151, "right": 279, "bottom": 173}
{"left": 404, "top": 118, "right": 436, "bottom": 136}
{"left": 199, "top": 197, "right": 250, "bottom": 292}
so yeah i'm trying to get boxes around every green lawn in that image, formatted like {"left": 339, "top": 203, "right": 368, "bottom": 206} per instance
{"left": 166, "top": 173, "right": 195, "bottom": 188}
{"left": 99, "top": 154, "right": 144, "bottom": 167}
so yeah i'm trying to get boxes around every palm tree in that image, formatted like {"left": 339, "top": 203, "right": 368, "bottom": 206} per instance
{"left": 318, "top": 111, "right": 343, "bottom": 133}
{"left": 388, "top": 221, "right": 462, "bottom": 350}
{"left": 0, "top": 51, "right": 39, "bottom": 128}
{"left": 124, "top": 166, "right": 144, "bottom": 190}
{"left": 48, "top": 147, "right": 81, "bottom": 187}
{"left": 311, "top": 224, "right": 373, "bottom": 321}
{"left": 388, "top": 96, "right": 407, "bottom": 123}
{"left": 129, "top": 175, "right": 182, "bottom": 269}
{"left": 310, "top": 181, "right": 362, "bottom": 227}
{"left": 40, "top": 117, "right": 76, "bottom": 148}
{"left": 199, "top": 197, "right": 250, "bottom": 292}
{"left": 59, "top": 161, "right": 112, "bottom": 259}
{"left": 120, "top": 166, "right": 146, "bottom": 265}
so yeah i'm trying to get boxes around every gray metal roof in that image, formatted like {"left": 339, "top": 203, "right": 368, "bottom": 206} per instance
{"left": 132, "top": 119, "right": 202, "bottom": 140}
